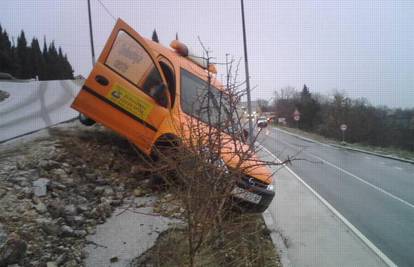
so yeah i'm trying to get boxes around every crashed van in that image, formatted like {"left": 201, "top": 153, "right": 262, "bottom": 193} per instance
{"left": 71, "top": 19, "right": 274, "bottom": 212}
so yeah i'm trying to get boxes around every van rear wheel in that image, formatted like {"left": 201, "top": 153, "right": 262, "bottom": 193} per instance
{"left": 150, "top": 136, "right": 181, "bottom": 189}
{"left": 79, "top": 113, "right": 96, "bottom": 126}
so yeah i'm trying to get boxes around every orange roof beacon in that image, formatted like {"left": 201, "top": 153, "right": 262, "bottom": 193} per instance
{"left": 71, "top": 19, "right": 274, "bottom": 212}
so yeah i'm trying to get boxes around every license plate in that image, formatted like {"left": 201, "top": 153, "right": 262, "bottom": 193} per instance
{"left": 232, "top": 186, "right": 262, "bottom": 204}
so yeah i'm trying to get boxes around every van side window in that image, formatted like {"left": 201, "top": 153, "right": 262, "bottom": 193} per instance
{"left": 105, "top": 30, "right": 163, "bottom": 97}
{"left": 181, "top": 68, "right": 232, "bottom": 127}
{"left": 159, "top": 61, "right": 176, "bottom": 107}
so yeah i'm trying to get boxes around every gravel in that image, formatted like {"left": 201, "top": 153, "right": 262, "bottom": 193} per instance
{"left": 0, "top": 123, "right": 169, "bottom": 266}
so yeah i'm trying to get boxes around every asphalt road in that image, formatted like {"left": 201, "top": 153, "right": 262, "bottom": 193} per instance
{"left": 0, "top": 80, "right": 82, "bottom": 142}
{"left": 259, "top": 127, "right": 414, "bottom": 267}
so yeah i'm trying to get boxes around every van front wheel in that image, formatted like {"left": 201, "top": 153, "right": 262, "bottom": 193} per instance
{"left": 79, "top": 113, "right": 96, "bottom": 126}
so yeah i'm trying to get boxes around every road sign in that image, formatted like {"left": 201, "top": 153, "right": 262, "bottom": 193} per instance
{"left": 294, "top": 115, "right": 300, "bottom": 121}
{"left": 340, "top": 124, "right": 347, "bottom": 131}
{"left": 293, "top": 109, "right": 300, "bottom": 116}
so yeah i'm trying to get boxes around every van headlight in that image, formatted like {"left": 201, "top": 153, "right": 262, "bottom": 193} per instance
{"left": 266, "top": 184, "right": 274, "bottom": 191}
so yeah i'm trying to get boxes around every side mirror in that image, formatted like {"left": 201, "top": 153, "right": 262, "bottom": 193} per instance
{"left": 258, "top": 122, "right": 268, "bottom": 128}
{"left": 152, "top": 83, "right": 168, "bottom": 108}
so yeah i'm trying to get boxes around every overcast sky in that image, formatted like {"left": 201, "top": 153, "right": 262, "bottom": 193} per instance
{"left": 1, "top": 0, "right": 413, "bottom": 108}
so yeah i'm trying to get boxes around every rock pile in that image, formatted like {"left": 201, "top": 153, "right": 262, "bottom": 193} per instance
{"left": 0, "top": 124, "right": 156, "bottom": 267}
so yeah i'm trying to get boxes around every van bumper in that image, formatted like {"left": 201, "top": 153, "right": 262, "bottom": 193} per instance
{"left": 232, "top": 178, "right": 275, "bottom": 213}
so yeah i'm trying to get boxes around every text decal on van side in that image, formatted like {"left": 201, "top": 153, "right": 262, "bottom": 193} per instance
{"left": 106, "top": 84, "right": 154, "bottom": 121}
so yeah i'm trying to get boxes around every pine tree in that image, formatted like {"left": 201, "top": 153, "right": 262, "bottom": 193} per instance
{"left": 297, "top": 84, "right": 320, "bottom": 130}
{"left": 42, "top": 36, "right": 47, "bottom": 56}
{"left": 30, "top": 38, "right": 44, "bottom": 80}
{"left": 47, "top": 41, "right": 58, "bottom": 80}
{"left": 301, "top": 84, "right": 311, "bottom": 100}
{"left": 0, "top": 25, "right": 14, "bottom": 74}
{"left": 9, "top": 36, "right": 21, "bottom": 77}
{"left": 3, "top": 30, "right": 12, "bottom": 52}
{"left": 57, "top": 46, "right": 64, "bottom": 79}
{"left": 0, "top": 25, "right": 75, "bottom": 80}
{"left": 0, "top": 24, "right": 4, "bottom": 50}
{"left": 42, "top": 37, "right": 49, "bottom": 80}
{"left": 16, "top": 30, "right": 32, "bottom": 79}
{"left": 152, "top": 29, "right": 159, "bottom": 43}
{"left": 63, "top": 54, "right": 74, "bottom": 79}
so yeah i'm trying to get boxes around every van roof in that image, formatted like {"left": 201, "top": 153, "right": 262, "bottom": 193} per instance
{"left": 144, "top": 38, "right": 224, "bottom": 90}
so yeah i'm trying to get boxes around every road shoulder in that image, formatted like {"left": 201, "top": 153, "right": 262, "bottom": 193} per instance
{"left": 258, "top": 146, "right": 391, "bottom": 267}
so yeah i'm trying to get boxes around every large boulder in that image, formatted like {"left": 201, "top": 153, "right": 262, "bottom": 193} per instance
{"left": 32, "top": 178, "right": 50, "bottom": 197}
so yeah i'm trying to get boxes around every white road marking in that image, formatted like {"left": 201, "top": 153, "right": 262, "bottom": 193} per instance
{"left": 309, "top": 153, "right": 414, "bottom": 209}
{"left": 271, "top": 127, "right": 331, "bottom": 147}
{"left": 258, "top": 143, "right": 397, "bottom": 267}
{"left": 273, "top": 126, "right": 414, "bottom": 164}
{"left": 273, "top": 135, "right": 414, "bottom": 210}
{"left": 394, "top": 167, "right": 403, "bottom": 171}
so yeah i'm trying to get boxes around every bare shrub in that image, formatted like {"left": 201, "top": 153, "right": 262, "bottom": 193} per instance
{"left": 132, "top": 45, "right": 290, "bottom": 266}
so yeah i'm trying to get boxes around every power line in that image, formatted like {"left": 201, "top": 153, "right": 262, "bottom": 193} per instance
{"left": 96, "top": 0, "right": 116, "bottom": 21}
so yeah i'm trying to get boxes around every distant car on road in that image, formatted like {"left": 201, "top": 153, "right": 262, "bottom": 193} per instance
{"left": 256, "top": 116, "right": 268, "bottom": 128}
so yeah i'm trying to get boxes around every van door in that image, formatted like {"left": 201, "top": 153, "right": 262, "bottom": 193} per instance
{"left": 71, "top": 19, "right": 170, "bottom": 152}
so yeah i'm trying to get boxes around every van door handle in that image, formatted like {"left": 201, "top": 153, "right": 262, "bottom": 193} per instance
{"left": 95, "top": 75, "right": 109, "bottom": 86}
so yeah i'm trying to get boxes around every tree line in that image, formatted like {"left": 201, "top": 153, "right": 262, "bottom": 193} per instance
{"left": 258, "top": 85, "right": 414, "bottom": 151}
{"left": 0, "top": 24, "right": 74, "bottom": 80}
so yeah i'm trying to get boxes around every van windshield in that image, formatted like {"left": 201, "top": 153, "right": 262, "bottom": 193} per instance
{"left": 181, "top": 69, "right": 240, "bottom": 134}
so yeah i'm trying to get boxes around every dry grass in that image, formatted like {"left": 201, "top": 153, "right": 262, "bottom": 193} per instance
{"left": 133, "top": 214, "right": 280, "bottom": 267}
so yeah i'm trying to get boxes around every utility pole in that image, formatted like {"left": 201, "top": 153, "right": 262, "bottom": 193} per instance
{"left": 225, "top": 53, "right": 230, "bottom": 89}
{"left": 240, "top": 0, "right": 254, "bottom": 144}
{"left": 87, "top": 0, "right": 96, "bottom": 66}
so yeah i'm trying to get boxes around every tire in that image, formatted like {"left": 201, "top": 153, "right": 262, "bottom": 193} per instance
{"left": 79, "top": 113, "right": 96, "bottom": 126}
{"left": 150, "top": 137, "right": 182, "bottom": 188}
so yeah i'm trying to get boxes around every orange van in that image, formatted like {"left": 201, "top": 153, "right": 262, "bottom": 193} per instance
{"left": 71, "top": 19, "right": 274, "bottom": 212}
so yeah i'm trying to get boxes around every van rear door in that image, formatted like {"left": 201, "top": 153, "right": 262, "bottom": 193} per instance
{"left": 71, "top": 19, "right": 170, "bottom": 152}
